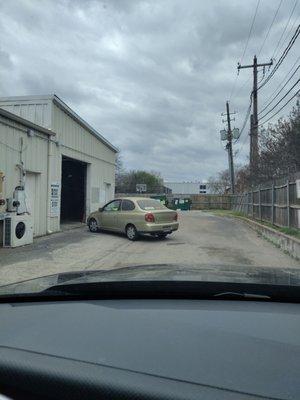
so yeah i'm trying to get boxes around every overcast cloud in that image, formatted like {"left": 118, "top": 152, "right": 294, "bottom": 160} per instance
{"left": 0, "top": 0, "right": 299, "bottom": 181}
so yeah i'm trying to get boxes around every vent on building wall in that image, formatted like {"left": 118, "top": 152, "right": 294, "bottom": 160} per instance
{"left": 4, "top": 218, "right": 11, "bottom": 247}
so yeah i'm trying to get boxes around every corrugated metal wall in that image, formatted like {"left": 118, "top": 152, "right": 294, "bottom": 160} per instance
{"left": 0, "top": 116, "right": 48, "bottom": 237}
{"left": 0, "top": 100, "right": 52, "bottom": 129}
{"left": 0, "top": 96, "right": 116, "bottom": 237}
{"left": 52, "top": 104, "right": 116, "bottom": 213}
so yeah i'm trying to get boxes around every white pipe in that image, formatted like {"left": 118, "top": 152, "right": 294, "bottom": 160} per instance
{"left": 46, "top": 139, "right": 52, "bottom": 234}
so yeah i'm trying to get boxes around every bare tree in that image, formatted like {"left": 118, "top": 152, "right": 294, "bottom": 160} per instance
{"left": 257, "top": 97, "right": 300, "bottom": 183}
{"left": 208, "top": 170, "right": 231, "bottom": 194}
{"left": 115, "top": 170, "right": 164, "bottom": 193}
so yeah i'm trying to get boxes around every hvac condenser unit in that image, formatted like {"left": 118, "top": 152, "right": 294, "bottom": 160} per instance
{"left": 3, "top": 214, "right": 33, "bottom": 248}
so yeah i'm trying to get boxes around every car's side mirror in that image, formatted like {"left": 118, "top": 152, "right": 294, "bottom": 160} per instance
{"left": 99, "top": 207, "right": 103, "bottom": 212}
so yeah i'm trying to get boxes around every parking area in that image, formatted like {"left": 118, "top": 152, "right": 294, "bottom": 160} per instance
{"left": 0, "top": 211, "right": 299, "bottom": 286}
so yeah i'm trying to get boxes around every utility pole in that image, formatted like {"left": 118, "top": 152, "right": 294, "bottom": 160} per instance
{"left": 221, "top": 102, "right": 236, "bottom": 194}
{"left": 238, "top": 55, "right": 272, "bottom": 177}
{"left": 250, "top": 114, "right": 254, "bottom": 172}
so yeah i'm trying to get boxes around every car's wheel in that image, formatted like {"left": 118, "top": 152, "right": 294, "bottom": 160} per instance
{"left": 88, "top": 218, "right": 99, "bottom": 233}
{"left": 126, "top": 224, "right": 139, "bottom": 241}
{"left": 157, "top": 233, "right": 168, "bottom": 239}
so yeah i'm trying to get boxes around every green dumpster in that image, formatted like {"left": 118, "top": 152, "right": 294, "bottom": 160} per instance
{"left": 172, "top": 198, "right": 191, "bottom": 211}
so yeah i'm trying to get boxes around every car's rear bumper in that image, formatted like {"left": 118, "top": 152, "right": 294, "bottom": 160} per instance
{"left": 138, "top": 222, "right": 179, "bottom": 234}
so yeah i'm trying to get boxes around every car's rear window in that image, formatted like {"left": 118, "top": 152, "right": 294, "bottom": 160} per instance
{"left": 137, "top": 199, "right": 166, "bottom": 210}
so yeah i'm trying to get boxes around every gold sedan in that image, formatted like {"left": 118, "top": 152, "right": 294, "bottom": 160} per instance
{"left": 87, "top": 197, "right": 179, "bottom": 240}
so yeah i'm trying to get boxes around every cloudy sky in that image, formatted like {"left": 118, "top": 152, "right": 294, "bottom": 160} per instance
{"left": 0, "top": 0, "right": 299, "bottom": 181}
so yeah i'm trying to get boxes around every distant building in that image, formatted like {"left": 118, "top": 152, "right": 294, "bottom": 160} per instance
{"left": 164, "top": 182, "right": 208, "bottom": 195}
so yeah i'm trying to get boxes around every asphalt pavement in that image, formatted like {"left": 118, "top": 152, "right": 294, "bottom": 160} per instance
{"left": 0, "top": 211, "right": 299, "bottom": 286}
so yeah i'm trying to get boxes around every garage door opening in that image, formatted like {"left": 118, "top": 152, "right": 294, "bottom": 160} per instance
{"left": 61, "top": 156, "right": 87, "bottom": 224}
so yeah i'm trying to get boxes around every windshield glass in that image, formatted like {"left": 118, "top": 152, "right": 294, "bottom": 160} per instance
{"left": 137, "top": 199, "right": 166, "bottom": 210}
{"left": 0, "top": 1, "right": 299, "bottom": 297}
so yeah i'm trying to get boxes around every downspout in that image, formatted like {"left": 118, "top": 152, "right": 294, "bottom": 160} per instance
{"left": 46, "top": 101, "right": 54, "bottom": 235}
{"left": 46, "top": 138, "right": 52, "bottom": 234}
{"left": 18, "top": 137, "right": 26, "bottom": 188}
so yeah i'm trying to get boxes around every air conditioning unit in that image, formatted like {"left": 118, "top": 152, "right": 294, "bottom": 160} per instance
{"left": 6, "top": 186, "right": 27, "bottom": 214}
{"left": 3, "top": 214, "right": 33, "bottom": 248}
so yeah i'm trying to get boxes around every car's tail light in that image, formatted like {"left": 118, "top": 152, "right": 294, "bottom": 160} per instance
{"left": 145, "top": 213, "right": 155, "bottom": 223}
{"left": 174, "top": 212, "right": 178, "bottom": 221}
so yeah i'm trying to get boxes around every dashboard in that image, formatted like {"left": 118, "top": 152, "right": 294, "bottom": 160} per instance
{"left": 0, "top": 299, "right": 299, "bottom": 399}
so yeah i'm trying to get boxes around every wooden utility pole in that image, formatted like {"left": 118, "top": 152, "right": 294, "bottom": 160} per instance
{"left": 226, "top": 101, "right": 235, "bottom": 194}
{"left": 238, "top": 56, "right": 273, "bottom": 175}
{"left": 221, "top": 102, "right": 236, "bottom": 193}
{"left": 250, "top": 114, "right": 254, "bottom": 176}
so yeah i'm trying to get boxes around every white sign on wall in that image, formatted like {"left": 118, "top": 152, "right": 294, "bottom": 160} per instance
{"left": 136, "top": 183, "right": 147, "bottom": 193}
{"left": 50, "top": 182, "right": 60, "bottom": 217}
{"left": 296, "top": 179, "right": 300, "bottom": 199}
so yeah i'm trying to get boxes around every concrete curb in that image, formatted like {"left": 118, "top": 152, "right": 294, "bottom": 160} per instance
{"left": 235, "top": 216, "right": 300, "bottom": 261}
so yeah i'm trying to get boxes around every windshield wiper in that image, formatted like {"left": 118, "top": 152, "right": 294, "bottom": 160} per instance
{"left": 213, "top": 291, "right": 271, "bottom": 300}
{"left": 0, "top": 280, "right": 298, "bottom": 303}
{"left": 46, "top": 286, "right": 272, "bottom": 300}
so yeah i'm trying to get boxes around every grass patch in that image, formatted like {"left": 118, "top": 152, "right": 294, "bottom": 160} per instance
{"left": 206, "top": 209, "right": 300, "bottom": 239}
{"left": 277, "top": 227, "right": 300, "bottom": 239}
{"left": 204, "top": 209, "right": 244, "bottom": 218}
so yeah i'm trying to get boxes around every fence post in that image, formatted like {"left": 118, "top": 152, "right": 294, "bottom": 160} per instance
{"left": 271, "top": 183, "right": 275, "bottom": 225}
{"left": 247, "top": 192, "right": 249, "bottom": 216}
{"left": 287, "top": 180, "right": 290, "bottom": 228}
{"left": 258, "top": 186, "right": 262, "bottom": 221}
{"left": 252, "top": 190, "right": 254, "bottom": 218}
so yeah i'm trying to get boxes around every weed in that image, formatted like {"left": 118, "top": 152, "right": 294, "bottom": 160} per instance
{"left": 207, "top": 210, "right": 300, "bottom": 239}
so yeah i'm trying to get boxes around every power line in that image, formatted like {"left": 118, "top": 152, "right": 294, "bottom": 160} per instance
{"left": 241, "top": 0, "right": 261, "bottom": 63}
{"left": 234, "top": 76, "right": 251, "bottom": 97}
{"left": 229, "top": 75, "right": 239, "bottom": 102}
{"left": 233, "top": 73, "right": 269, "bottom": 147}
{"left": 229, "top": 0, "right": 260, "bottom": 101}
{"left": 260, "top": 55, "right": 300, "bottom": 108}
{"left": 259, "top": 89, "right": 300, "bottom": 125}
{"left": 259, "top": 78, "right": 300, "bottom": 120}
{"left": 271, "top": 0, "right": 298, "bottom": 59}
{"left": 233, "top": 93, "right": 253, "bottom": 153}
{"left": 234, "top": 70, "right": 264, "bottom": 99}
{"left": 273, "top": 9, "right": 300, "bottom": 60}
{"left": 257, "top": 0, "right": 283, "bottom": 57}
{"left": 258, "top": 23, "right": 300, "bottom": 90}
{"left": 235, "top": 130, "right": 249, "bottom": 157}
{"left": 258, "top": 68, "right": 266, "bottom": 84}
{"left": 259, "top": 63, "right": 300, "bottom": 115}
{"left": 235, "top": 106, "right": 251, "bottom": 156}
{"left": 235, "top": 96, "right": 252, "bottom": 143}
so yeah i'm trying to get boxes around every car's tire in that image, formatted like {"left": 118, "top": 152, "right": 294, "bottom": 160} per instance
{"left": 88, "top": 218, "right": 99, "bottom": 233}
{"left": 126, "top": 224, "right": 139, "bottom": 241}
{"left": 157, "top": 233, "right": 168, "bottom": 239}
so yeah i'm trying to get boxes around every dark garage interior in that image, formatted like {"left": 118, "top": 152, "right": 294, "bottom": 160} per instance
{"left": 61, "top": 156, "right": 87, "bottom": 223}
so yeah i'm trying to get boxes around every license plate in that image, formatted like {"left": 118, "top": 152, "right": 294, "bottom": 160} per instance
{"left": 163, "top": 226, "right": 171, "bottom": 232}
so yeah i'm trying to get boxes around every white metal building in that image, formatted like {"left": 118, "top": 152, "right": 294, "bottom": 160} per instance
{"left": 0, "top": 95, "right": 117, "bottom": 239}
{"left": 164, "top": 182, "right": 208, "bottom": 195}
